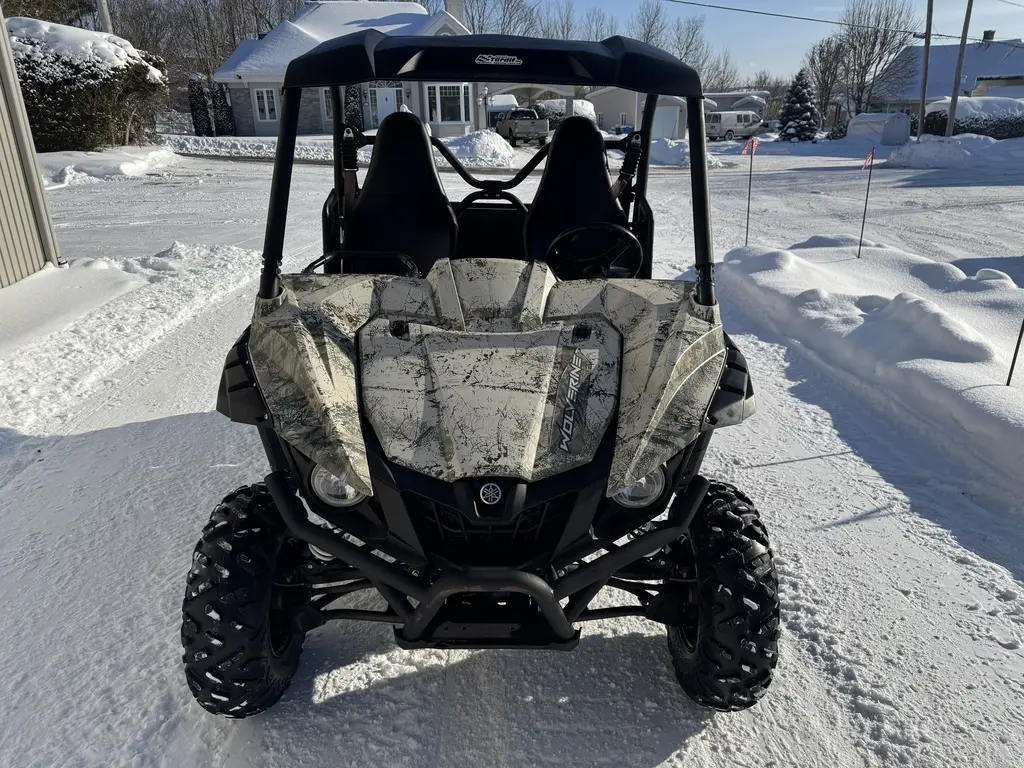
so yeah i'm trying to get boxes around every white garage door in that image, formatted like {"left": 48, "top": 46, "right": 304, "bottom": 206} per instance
{"left": 652, "top": 106, "right": 679, "bottom": 139}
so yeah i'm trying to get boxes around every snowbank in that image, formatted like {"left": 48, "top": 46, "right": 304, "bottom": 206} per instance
{"left": 925, "top": 96, "right": 1024, "bottom": 119}
{"left": 38, "top": 147, "right": 177, "bottom": 187}
{"left": 645, "top": 137, "right": 723, "bottom": 168}
{"left": 6, "top": 17, "right": 164, "bottom": 83}
{"left": 0, "top": 242, "right": 262, "bottom": 436}
{"left": 165, "top": 131, "right": 518, "bottom": 169}
{"left": 887, "top": 134, "right": 1024, "bottom": 169}
{"left": 0, "top": 259, "right": 143, "bottom": 356}
{"left": 439, "top": 130, "right": 516, "bottom": 168}
{"left": 720, "top": 236, "right": 1024, "bottom": 486}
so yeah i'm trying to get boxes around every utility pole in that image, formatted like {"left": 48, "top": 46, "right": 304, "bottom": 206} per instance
{"left": 917, "top": 0, "right": 934, "bottom": 139}
{"left": 946, "top": 0, "right": 974, "bottom": 137}
{"left": 96, "top": 0, "right": 114, "bottom": 33}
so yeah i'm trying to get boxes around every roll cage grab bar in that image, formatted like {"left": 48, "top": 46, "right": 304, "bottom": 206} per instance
{"left": 258, "top": 86, "right": 717, "bottom": 308}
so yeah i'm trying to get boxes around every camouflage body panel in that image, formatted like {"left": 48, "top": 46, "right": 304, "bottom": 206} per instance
{"left": 545, "top": 281, "right": 724, "bottom": 489}
{"left": 248, "top": 258, "right": 726, "bottom": 496}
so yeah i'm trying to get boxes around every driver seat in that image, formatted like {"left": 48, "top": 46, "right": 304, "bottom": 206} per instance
{"left": 524, "top": 116, "right": 628, "bottom": 264}
{"left": 343, "top": 111, "right": 457, "bottom": 276}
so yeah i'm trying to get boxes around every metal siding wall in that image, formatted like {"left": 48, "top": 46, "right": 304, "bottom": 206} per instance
{"left": 0, "top": 54, "right": 47, "bottom": 288}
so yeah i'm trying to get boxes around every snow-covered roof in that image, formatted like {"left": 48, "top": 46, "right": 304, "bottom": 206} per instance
{"left": 487, "top": 94, "right": 518, "bottom": 111}
{"left": 705, "top": 90, "right": 771, "bottom": 100}
{"left": 881, "top": 39, "right": 1024, "bottom": 101}
{"left": 5, "top": 16, "right": 164, "bottom": 82}
{"left": 214, "top": 1, "right": 465, "bottom": 82}
{"left": 732, "top": 94, "right": 767, "bottom": 109}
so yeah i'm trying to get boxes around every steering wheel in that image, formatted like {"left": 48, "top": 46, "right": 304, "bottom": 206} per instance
{"left": 544, "top": 223, "right": 644, "bottom": 280}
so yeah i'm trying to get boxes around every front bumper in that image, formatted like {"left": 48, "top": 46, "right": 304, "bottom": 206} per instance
{"left": 266, "top": 471, "right": 709, "bottom": 649}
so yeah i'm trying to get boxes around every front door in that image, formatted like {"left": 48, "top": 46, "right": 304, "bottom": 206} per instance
{"left": 371, "top": 88, "right": 400, "bottom": 127}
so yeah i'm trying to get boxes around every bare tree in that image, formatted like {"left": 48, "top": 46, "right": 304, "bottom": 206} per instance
{"left": 670, "top": 14, "right": 712, "bottom": 72}
{"left": 491, "top": 0, "right": 540, "bottom": 35}
{"left": 628, "top": 0, "right": 668, "bottom": 48}
{"left": 538, "top": 0, "right": 575, "bottom": 40}
{"left": 461, "top": 0, "right": 491, "bottom": 33}
{"left": 418, "top": 0, "right": 445, "bottom": 13}
{"left": 838, "top": 0, "right": 918, "bottom": 113}
{"left": 579, "top": 6, "right": 616, "bottom": 41}
{"left": 3, "top": 0, "right": 97, "bottom": 26}
{"left": 749, "top": 69, "right": 790, "bottom": 119}
{"left": 702, "top": 49, "right": 739, "bottom": 92}
{"left": 805, "top": 35, "right": 846, "bottom": 125}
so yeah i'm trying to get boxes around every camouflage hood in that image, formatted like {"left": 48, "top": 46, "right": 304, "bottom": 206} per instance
{"left": 248, "top": 258, "right": 724, "bottom": 496}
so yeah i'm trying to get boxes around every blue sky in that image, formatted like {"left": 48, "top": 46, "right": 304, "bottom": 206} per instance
{"left": 577, "top": 0, "right": 1024, "bottom": 80}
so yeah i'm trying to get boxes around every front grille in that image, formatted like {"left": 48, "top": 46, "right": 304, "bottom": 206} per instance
{"left": 406, "top": 493, "right": 576, "bottom": 568}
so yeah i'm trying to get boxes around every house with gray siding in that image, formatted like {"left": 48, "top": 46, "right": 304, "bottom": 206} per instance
{"left": 0, "top": 14, "right": 61, "bottom": 288}
{"left": 868, "top": 32, "right": 1024, "bottom": 113}
{"left": 213, "top": 0, "right": 491, "bottom": 138}
{"left": 587, "top": 87, "right": 724, "bottom": 139}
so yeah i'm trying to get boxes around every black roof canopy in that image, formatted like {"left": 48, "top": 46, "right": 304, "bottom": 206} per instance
{"left": 283, "top": 30, "right": 703, "bottom": 97}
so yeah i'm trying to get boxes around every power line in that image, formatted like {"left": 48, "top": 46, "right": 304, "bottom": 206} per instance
{"left": 658, "top": 0, "right": 1024, "bottom": 51}
{"left": 992, "top": 0, "right": 1024, "bottom": 9}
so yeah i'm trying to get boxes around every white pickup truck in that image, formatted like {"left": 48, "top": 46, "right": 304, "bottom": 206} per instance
{"left": 495, "top": 109, "right": 551, "bottom": 147}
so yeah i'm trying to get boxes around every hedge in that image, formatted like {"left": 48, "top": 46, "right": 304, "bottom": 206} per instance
{"left": 924, "top": 110, "right": 1024, "bottom": 140}
{"left": 9, "top": 25, "right": 167, "bottom": 151}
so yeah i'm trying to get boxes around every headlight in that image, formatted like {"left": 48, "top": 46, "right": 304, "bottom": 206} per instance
{"left": 310, "top": 464, "right": 367, "bottom": 508}
{"left": 612, "top": 467, "right": 666, "bottom": 508}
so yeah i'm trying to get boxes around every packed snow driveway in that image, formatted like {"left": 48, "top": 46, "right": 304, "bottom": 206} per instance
{"left": 0, "top": 157, "right": 1021, "bottom": 767}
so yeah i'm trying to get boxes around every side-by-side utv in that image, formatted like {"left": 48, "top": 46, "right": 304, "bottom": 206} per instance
{"left": 181, "top": 31, "right": 780, "bottom": 719}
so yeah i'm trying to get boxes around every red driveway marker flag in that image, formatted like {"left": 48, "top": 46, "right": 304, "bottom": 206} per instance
{"left": 857, "top": 147, "right": 876, "bottom": 258}
{"left": 743, "top": 138, "right": 759, "bottom": 244}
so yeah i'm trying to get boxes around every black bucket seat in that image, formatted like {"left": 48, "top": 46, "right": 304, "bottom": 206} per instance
{"left": 343, "top": 111, "right": 457, "bottom": 276}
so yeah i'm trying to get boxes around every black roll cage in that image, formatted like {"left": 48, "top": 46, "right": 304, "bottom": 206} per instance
{"left": 257, "top": 33, "right": 716, "bottom": 309}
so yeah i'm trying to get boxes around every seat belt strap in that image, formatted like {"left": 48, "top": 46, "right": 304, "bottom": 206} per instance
{"left": 610, "top": 131, "right": 643, "bottom": 217}
{"left": 341, "top": 126, "right": 359, "bottom": 217}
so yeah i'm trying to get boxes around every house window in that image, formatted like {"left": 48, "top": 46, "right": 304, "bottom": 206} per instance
{"left": 619, "top": 111, "right": 628, "bottom": 126}
{"left": 426, "top": 83, "right": 472, "bottom": 123}
{"left": 597, "top": 112, "right": 604, "bottom": 128}
{"left": 254, "top": 88, "right": 278, "bottom": 122}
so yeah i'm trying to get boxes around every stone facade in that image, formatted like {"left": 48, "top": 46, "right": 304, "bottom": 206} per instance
{"left": 228, "top": 85, "right": 254, "bottom": 136}
{"left": 298, "top": 87, "right": 324, "bottom": 134}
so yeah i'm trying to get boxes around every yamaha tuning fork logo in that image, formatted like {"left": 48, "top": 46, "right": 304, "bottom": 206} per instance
{"left": 479, "top": 482, "right": 503, "bottom": 505}
{"left": 475, "top": 53, "right": 523, "bottom": 66}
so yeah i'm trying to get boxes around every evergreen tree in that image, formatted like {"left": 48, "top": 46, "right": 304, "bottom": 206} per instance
{"left": 211, "top": 82, "right": 235, "bottom": 136}
{"left": 344, "top": 85, "right": 363, "bottom": 128}
{"left": 188, "top": 74, "right": 213, "bottom": 137}
{"left": 778, "top": 69, "right": 820, "bottom": 142}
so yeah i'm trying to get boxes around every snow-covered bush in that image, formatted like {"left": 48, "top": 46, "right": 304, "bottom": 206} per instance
{"left": 188, "top": 74, "right": 213, "bottom": 137}
{"left": 924, "top": 110, "right": 1024, "bottom": 140}
{"left": 6, "top": 17, "right": 167, "bottom": 151}
{"left": 534, "top": 99, "right": 596, "bottom": 130}
{"left": 778, "top": 69, "right": 820, "bottom": 142}
{"left": 826, "top": 120, "right": 847, "bottom": 140}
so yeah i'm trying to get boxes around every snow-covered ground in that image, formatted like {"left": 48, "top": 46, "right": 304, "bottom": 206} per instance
{"left": 1, "top": 150, "right": 1022, "bottom": 766}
